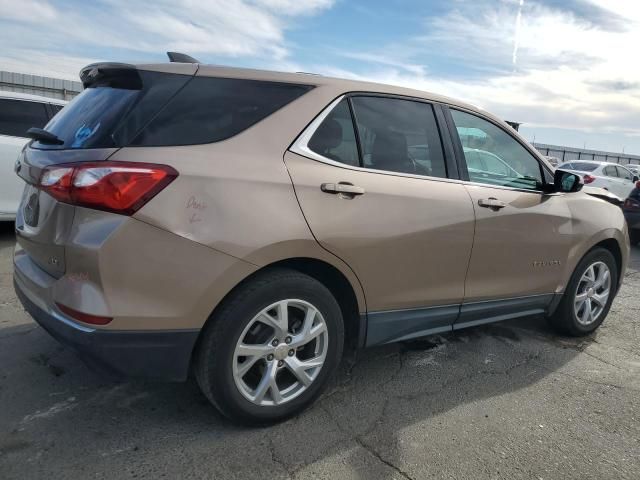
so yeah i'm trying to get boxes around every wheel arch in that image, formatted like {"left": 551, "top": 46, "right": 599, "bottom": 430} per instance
{"left": 192, "top": 255, "right": 367, "bottom": 369}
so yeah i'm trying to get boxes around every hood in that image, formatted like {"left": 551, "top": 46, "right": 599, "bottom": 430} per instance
{"left": 582, "top": 186, "right": 623, "bottom": 207}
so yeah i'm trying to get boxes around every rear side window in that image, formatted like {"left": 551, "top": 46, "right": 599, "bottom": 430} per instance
{"left": 350, "top": 96, "right": 446, "bottom": 177}
{"left": 131, "top": 77, "right": 312, "bottom": 146}
{"left": 603, "top": 165, "right": 618, "bottom": 177}
{"left": 0, "top": 99, "right": 49, "bottom": 137}
{"left": 308, "top": 99, "right": 359, "bottom": 166}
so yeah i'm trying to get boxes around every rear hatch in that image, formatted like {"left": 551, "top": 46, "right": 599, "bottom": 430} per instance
{"left": 15, "top": 63, "right": 197, "bottom": 278}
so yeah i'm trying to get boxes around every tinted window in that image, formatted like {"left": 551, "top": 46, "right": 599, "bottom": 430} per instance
{"left": 0, "top": 99, "right": 49, "bottom": 137}
{"left": 350, "top": 96, "right": 446, "bottom": 177}
{"left": 451, "top": 109, "right": 542, "bottom": 190}
{"left": 132, "top": 77, "right": 312, "bottom": 146}
{"left": 35, "top": 70, "right": 191, "bottom": 149}
{"left": 308, "top": 99, "right": 359, "bottom": 166}
{"left": 50, "top": 104, "right": 64, "bottom": 115}
{"left": 617, "top": 166, "right": 632, "bottom": 180}
{"left": 603, "top": 165, "right": 618, "bottom": 177}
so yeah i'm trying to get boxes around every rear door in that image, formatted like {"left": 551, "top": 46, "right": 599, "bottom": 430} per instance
{"left": 445, "top": 107, "right": 574, "bottom": 328}
{"left": 602, "top": 165, "right": 623, "bottom": 197}
{"left": 287, "top": 95, "right": 475, "bottom": 345}
{"left": 615, "top": 166, "right": 635, "bottom": 199}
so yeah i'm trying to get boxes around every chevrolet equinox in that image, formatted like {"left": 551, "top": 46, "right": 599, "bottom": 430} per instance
{"left": 14, "top": 54, "right": 629, "bottom": 424}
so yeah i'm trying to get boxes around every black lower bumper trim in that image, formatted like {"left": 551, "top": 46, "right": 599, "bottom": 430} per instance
{"left": 14, "top": 279, "right": 199, "bottom": 382}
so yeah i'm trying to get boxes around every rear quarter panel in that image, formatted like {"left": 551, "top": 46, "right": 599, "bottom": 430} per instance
{"left": 112, "top": 84, "right": 367, "bottom": 313}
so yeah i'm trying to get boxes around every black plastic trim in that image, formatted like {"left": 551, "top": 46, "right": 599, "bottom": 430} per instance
{"left": 15, "top": 279, "right": 199, "bottom": 382}
{"left": 454, "top": 294, "right": 554, "bottom": 330}
{"left": 365, "top": 294, "right": 555, "bottom": 346}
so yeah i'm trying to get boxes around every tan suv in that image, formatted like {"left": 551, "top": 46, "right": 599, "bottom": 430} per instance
{"left": 13, "top": 54, "right": 629, "bottom": 424}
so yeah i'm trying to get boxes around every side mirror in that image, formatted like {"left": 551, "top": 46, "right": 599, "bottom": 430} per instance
{"left": 554, "top": 169, "right": 583, "bottom": 193}
{"left": 633, "top": 175, "right": 639, "bottom": 183}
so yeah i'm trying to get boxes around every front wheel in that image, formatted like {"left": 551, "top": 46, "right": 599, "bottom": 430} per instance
{"left": 195, "top": 269, "right": 344, "bottom": 425}
{"left": 547, "top": 248, "right": 617, "bottom": 336}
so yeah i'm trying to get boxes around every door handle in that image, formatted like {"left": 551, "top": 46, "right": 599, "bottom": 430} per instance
{"left": 321, "top": 182, "right": 365, "bottom": 196}
{"left": 478, "top": 197, "right": 506, "bottom": 210}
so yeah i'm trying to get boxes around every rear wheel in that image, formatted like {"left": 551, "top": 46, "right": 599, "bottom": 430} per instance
{"left": 547, "top": 248, "right": 617, "bottom": 336}
{"left": 195, "top": 269, "right": 344, "bottom": 425}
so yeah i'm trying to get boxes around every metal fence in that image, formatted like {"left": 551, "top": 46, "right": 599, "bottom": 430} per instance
{"left": 0, "top": 71, "right": 82, "bottom": 101}
{"left": 533, "top": 142, "right": 640, "bottom": 166}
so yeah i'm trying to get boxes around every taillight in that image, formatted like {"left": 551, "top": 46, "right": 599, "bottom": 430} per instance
{"left": 583, "top": 174, "right": 596, "bottom": 184}
{"left": 39, "top": 162, "right": 178, "bottom": 215}
{"left": 624, "top": 198, "right": 640, "bottom": 211}
{"left": 56, "top": 302, "right": 112, "bottom": 325}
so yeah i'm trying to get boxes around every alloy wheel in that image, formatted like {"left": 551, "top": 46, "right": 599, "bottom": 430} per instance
{"left": 232, "top": 299, "right": 329, "bottom": 406}
{"left": 574, "top": 261, "right": 611, "bottom": 325}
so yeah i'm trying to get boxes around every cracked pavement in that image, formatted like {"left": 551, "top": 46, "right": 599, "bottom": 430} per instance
{"left": 1, "top": 221, "right": 639, "bottom": 479}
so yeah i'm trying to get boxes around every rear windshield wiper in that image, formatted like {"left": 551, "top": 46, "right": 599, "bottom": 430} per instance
{"left": 26, "top": 128, "right": 64, "bottom": 145}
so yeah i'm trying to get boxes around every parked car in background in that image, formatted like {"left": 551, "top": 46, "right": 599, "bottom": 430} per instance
{"left": 13, "top": 56, "right": 629, "bottom": 424}
{"left": 623, "top": 181, "right": 640, "bottom": 245}
{"left": 558, "top": 160, "right": 638, "bottom": 200}
{"left": 625, "top": 164, "right": 640, "bottom": 177}
{"left": 544, "top": 155, "right": 560, "bottom": 167}
{"left": 0, "top": 91, "right": 66, "bottom": 221}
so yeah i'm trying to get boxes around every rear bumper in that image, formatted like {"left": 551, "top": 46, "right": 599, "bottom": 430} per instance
{"left": 14, "top": 274, "right": 199, "bottom": 382}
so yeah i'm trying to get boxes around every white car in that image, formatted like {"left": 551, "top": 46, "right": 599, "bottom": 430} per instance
{"left": 0, "top": 91, "right": 66, "bottom": 220}
{"left": 544, "top": 155, "right": 560, "bottom": 167}
{"left": 558, "top": 160, "right": 638, "bottom": 200}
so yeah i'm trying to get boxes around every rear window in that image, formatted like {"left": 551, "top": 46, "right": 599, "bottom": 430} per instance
{"left": 35, "top": 70, "right": 191, "bottom": 149}
{"left": 561, "top": 161, "right": 598, "bottom": 172}
{"left": 34, "top": 70, "right": 312, "bottom": 149}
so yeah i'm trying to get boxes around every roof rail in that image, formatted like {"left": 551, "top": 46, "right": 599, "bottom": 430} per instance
{"left": 167, "top": 52, "right": 200, "bottom": 63}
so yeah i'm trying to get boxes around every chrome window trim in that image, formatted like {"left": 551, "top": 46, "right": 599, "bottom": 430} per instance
{"left": 289, "top": 95, "right": 562, "bottom": 197}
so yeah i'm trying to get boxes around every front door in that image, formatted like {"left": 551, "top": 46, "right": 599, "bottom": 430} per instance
{"left": 287, "top": 96, "right": 475, "bottom": 345}
{"left": 447, "top": 107, "right": 574, "bottom": 328}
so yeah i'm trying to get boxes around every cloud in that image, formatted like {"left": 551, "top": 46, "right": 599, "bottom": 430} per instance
{"left": 0, "top": 0, "right": 335, "bottom": 74}
{"left": 319, "top": 0, "right": 640, "bottom": 146}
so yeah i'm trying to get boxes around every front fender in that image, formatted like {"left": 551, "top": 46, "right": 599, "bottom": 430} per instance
{"left": 558, "top": 194, "right": 629, "bottom": 292}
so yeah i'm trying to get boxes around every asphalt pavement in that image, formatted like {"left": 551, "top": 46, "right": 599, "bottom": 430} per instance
{"left": 1, "top": 221, "right": 639, "bottom": 479}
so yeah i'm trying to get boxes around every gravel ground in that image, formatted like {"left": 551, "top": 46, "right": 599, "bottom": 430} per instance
{"left": 1, "top": 221, "right": 639, "bottom": 479}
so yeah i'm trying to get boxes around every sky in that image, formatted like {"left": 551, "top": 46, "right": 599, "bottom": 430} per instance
{"left": 0, "top": 0, "right": 639, "bottom": 154}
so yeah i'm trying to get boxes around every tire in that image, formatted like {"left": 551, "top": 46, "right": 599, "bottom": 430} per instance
{"left": 195, "top": 268, "right": 344, "bottom": 425}
{"left": 547, "top": 247, "right": 618, "bottom": 336}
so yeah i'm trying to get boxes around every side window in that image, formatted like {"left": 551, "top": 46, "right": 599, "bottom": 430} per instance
{"left": 616, "top": 166, "right": 632, "bottom": 181}
{"left": 450, "top": 109, "right": 543, "bottom": 191}
{"left": 308, "top": 99, "right": 359, "bottom": 166}
{"left": 350, "top": 96, "right": 447, "bottom": 177}
{"left": 603, "top": 165, "right": 618, "bottom": 177}
{"left": 0, "top": 99, "right": 49, "bottom": 137}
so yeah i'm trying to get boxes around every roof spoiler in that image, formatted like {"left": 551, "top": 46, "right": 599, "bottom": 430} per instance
{"left": 79, "top": 62, "right": 141, "bottom": 89}
{"left": 167, "top": 52, "right": 200, "bottom": 63}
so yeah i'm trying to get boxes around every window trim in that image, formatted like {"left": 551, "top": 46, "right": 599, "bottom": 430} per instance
{"left": 442, "top": 105, "right": 553, "bottom": 194}
{"left": 290, "top": 92, "right": 457, "bottom": 182}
